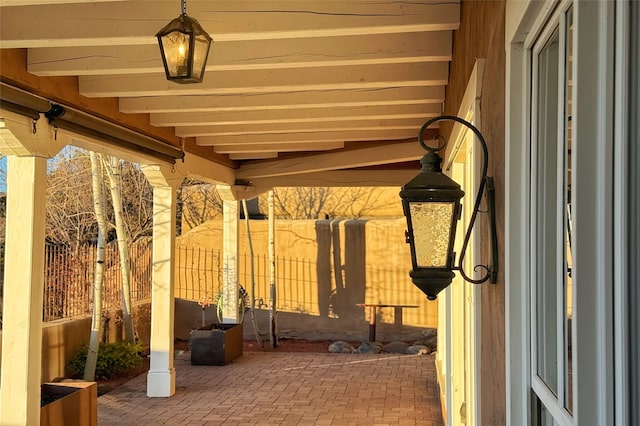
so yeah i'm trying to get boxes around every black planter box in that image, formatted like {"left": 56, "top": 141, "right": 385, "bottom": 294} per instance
{"left": 190, "top": 323, "right": 243, "bottom": 365}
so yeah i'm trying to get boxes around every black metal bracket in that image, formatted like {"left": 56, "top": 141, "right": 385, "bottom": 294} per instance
{"left": 419, "top": 115, "right": 499, "bottom": 285}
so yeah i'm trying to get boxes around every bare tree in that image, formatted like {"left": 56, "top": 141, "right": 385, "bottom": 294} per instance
{"left": 46, "top": 147, "right": 97, "bottom": 251}
{"left": 103, "top": 155, "right": 135, "bottom": 343}
{"left": 39, "top": 148, "right": 154, "bottom": 372}
{"left": 266, "top": 187, "right": 390, "bottom": 220}
{"left": 179, "top": 178, "right": 223, "bottom": 232}
{"left": 324, "top": 187, "right": 390, "bottom": 218}
{"left": 84, "top": 151, "right": 108, "bottom": 381}
{"left": 270, "top": 187, "right": 331, "bottom": 220}
{"left": 45, "top": 147, "right": 154, "bottom": 247}
{"left": 114, "top": 160, "right": 154, "bottom": 242}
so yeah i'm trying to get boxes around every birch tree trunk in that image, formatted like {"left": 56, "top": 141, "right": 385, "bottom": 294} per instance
{"left": 268, "top": 190, "right": 278, "bottom": 348}
{"left": 103, "top": 155, "right": 135, "bottom": 343}
{"left": 84, "top": 152, "right": 108, "bottom": 381}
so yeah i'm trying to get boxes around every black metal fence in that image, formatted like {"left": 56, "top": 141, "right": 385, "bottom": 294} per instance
{"left": 0, "top": 241, "right": 424, "bottom": 329}
{"left": 0, "top": 241, "right": 152, "bottom": 329}
{"left": 41, "top": 240, "right": 152, "bottom": 322}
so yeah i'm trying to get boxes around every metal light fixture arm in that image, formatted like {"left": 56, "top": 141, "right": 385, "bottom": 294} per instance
{"left": 419, "top": 115, "right": 498, "bottom": 285}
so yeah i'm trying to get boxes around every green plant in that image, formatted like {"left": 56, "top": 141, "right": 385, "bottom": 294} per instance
{"left": 69, "top": 341, "right": 144, "bottom": 379}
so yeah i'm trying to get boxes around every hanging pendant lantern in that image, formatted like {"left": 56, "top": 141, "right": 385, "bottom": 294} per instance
{"left": 156, "top": 0, "right": 212, "bottom": 84}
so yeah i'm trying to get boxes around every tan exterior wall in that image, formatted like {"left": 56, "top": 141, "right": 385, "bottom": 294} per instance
{"left": 444, "top": 1, "right": 507, "bottom": 423}
{"left": 175, "top": 218, "right": 437, "bottom": 342}
{"left": 0, "top": 302, "right": 151, "bottom": 382}
{"left": 40, "top": 317, "right": 92, "bottom": 382}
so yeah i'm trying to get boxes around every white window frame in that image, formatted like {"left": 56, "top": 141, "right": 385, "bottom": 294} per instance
{"left": 505, "top": 0, "right": 617, "bottom": 424}
{"left": 528, "top": 4, "right": 572, "bottom": 423}
{"left": 613, "top": 2, "right": 632, "bottom": 425}
{"left": 436, "top": 59, "right": 484, "bottom": 426}
{"left": 445, "top": 60, "right": 484, "bottom": 425}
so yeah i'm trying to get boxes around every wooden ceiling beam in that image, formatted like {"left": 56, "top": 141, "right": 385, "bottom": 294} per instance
{"left": 229, "top": 152, "right": 278, "bottom": 160}
{"left": 249, "top": 169, "right": 418, "bottom": 189}
{"left": 188, "top": 118, "right": 429, "bottom": 137}
{"left": 199, "top": 129, "right": 418, "bottom": 145}
{"left": 119, "top": 86, "right": 445, "bottom": 114}
{"left": 155, "top": 103, "right": 441, "bottom": 127}
{"left": 236, "top": 139, "right": 424, "bottom": 179}
{"left": 1, "top": 1, "right": 459, "bottom": 48}
{"left": 28, "top": 31, "right": 452, "bottom": 76}
{"left": 80, "top": 62, "right": 448, "bottom": 97}
{"left": 214, "top": 142, "right": 345, "bottom": 154}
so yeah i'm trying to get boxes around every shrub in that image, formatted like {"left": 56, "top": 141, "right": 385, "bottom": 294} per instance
{"left": 69, "top": 341, "right": 144, "bottom": 379}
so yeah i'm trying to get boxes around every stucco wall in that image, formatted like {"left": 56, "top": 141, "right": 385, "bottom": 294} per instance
{"left": 40, "top": 316, "right": 92, "bottom": 382}
{"left": 0, "top": 301, "right": 151, "bottom": 382}
{"left": 176, "top": 218, "right": 437, "bottom": 341}
{"left": 445, "top": 1, "right": 507, "bottom": 423}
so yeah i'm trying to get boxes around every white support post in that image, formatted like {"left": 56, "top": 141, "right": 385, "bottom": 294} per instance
{"left": 142, "top": 165, "right": 181, "bottom": 398}
{"left": 0, "top": 155, "right": 48, "bottom": 426}
{"left": 222, "top": 198, "right": 240, "bottom": 323}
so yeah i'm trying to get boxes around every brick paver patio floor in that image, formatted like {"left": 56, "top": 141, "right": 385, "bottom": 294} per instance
{"left": 98, "top": 351, "right": 443, "bottom": 425}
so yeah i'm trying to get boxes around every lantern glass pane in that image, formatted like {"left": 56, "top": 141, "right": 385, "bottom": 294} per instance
{"left": 161, "top": 31, "right": 190, "bottom": 77}
{"left": 192, "top": 34, "right": 210, "bottom": 78}
{"left": 409, "top": 201, "right": 454, "bottom": 268}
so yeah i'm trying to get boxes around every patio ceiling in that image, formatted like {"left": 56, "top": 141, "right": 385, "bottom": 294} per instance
{"left": 0, "top": 0, "right": 458, "bottom": 186}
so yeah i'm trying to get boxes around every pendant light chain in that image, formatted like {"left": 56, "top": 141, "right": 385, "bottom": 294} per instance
{"left": 181, "top": 0, "right": 187, "bottom": 16}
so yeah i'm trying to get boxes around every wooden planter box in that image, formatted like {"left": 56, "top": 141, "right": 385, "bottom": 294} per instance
{"left": 190, "top": 323, "right": 243, "bottom": 366}
{"left": 41, "top": 381, "right": 97, "bottom": 426}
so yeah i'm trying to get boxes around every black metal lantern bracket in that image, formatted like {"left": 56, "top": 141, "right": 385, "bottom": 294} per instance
{"left": 415, "top": 115, "right": 498, "bottom": 286}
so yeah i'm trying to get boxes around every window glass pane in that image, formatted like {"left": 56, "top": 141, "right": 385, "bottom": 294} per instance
{"left": 563, "top": 7, "right": 574, "bottom": 414}
{"left": 533, "top": 393, "right": 556, "bottom": 426}
{"left": 535, "top": 28, "right": 560, "bottom": 396}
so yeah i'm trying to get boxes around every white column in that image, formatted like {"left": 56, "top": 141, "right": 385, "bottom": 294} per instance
{"left": 221, "top": 198, "right": 240, "bottom": 323}
{"left": 142, "top": 166, "right": 181, "bottom": 398}
{"left": 0, "top": 155, "right": 48, "bottom": 426}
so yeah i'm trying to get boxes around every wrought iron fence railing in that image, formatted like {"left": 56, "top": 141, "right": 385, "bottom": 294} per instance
{"left": 42, "top": 240, "right": 152, "bottom": 322}
{"left": 0, "top": 241, "right": 429, "bottom": 330}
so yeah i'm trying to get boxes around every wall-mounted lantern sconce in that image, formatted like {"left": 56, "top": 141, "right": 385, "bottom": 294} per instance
{"left": 156, "top": 0, "right": 212, "bottom": 84}
{"left": 400, "top": 115, "right": 498, "bottom": 300}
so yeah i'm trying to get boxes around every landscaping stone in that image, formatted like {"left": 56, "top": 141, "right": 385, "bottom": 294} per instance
{"left": 356, "top": 342, "right": 381, "bottom": 354}
{"left": 328, "top": 341, "right": 356, "bottom": 353}
{"left": 381, "top": 341, "right": 409, "bottom": 353}
{"left": 414, "top": 328, "right": 437, "bottom": 352}
{"left": 406, "top": 345, "right": 431, "bottom": 355}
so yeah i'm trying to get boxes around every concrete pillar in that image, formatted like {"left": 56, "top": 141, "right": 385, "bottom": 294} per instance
{"left": 141, "top": 165, "right": 182, "bottom": 398}
{"left": 0, "top": 155, "right": 48, "bottom": 426}
{"left": 222, "top": 198, "right": 240, "bottom": 323}
{"left": 0, "top": 111, "right": 65, "bottom": 426}
{"left": 217, "top": 186, "right": 241, "bottom": 323}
